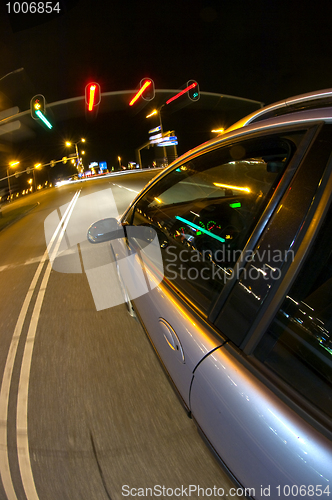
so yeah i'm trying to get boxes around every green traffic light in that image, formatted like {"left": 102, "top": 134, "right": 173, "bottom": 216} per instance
{"left": 36, "top": 110, "right": 53, "bottom": 129}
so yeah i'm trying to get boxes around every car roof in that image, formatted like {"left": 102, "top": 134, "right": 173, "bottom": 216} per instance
{"left": 226, "top": 88, "right": 332, "bottom": 132}
{"left": 172, "top": 89, "right": 332, "bottom": 167}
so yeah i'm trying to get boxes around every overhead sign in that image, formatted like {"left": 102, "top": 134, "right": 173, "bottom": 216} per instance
{"left": 149, "top": 133, "right": 162, "bottom": 142}
{"left": 157, "top": 140, "right": 178, "bottom": 147}
{"left": 0, "top": 106, "right": 20, "bottom": 120}
{"left": 149, "top": 126, "right": 161, "bottom": 134}
{"left": 150, "top": 135, "right": 178, "bottom": 145}
{"left": 0, "top": 121, "right": 21, "bottom": 136}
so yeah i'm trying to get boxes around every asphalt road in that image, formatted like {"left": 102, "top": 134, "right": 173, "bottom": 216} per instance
{"left": 0, "top": 170, "right": 240, "bottom": 500}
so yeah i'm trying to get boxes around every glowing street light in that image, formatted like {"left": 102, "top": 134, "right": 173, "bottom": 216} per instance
{"left": 146, "top": 106, "right": 165, "bottom": 134}
{"left": 146, "top": 109, "right": 158, "bottom": 119}
{"left": 30, "top": 163, "right": 43, "bottom": 191}
{"left": 146, "top": 106, "right": 168, "bottom": 163}
{"left": 7, "top": 161, "right": 20, "bottom": 199}
{"left": 66, "top": 139, "right": 86, "bottom": 168}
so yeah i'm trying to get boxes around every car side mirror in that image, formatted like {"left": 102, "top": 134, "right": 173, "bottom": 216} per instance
{"left": 87, "top": 218, "right": 167, "bottom": 250}
{"left": 87, "top": 217, "right": 125, "bottom": 244}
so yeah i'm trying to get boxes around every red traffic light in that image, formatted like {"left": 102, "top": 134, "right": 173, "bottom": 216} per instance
{"left": 166, "top": 81, "right": 199, "bottom": 105}
{"left": 85, "top": 82, "right": 101, "bottom": 111}
{"left": 129, "top": 78, "right": 155, "bottom": 106}
{"left": 187, "top": 80, "right": 200, "bottom": 101}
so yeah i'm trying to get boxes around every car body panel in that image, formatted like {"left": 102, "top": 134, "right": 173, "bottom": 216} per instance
{"left": 97, "top": 90, "right": 332, "bottom": 498}
{"left": 134, "top": 279, "right": 225, "bottom": 408}
{"left": 112, "top": 233, "right": 226, "bottom": 407}
{"left": 190, "top": 343, "right": 332, "bottom": 497}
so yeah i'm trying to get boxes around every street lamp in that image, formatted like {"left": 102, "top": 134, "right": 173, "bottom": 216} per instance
{"left": 33, "top": 163, "right": 42, "bottom": 191}
{"left": 146, "top": 106, "right": 168, "bottom": 166}
{"left": 66, "top": 138, "right": 85, "bottom": 169}
{"left": 0, "top": 68, "right": 24, "bottom": 83}
{"left": 118, "top": 156, "right": 121, "bottom": 169}
{"left": 146, "top": 107, "right": 165, "bottom": 133}
{"left": 7, "top": 161, "right": 19, "bottom": 199}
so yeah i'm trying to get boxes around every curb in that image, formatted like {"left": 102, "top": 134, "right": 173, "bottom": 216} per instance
{"left": 0, "top": 202, "right": 40, "bottom": 234}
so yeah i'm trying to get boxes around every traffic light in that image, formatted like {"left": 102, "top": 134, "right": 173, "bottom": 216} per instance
{"left": 85, "top": 82, "right": 101, "bottom": 119}
{"left": 30, "top": 94, "right": 53, "bottom": 129}
{"left": 166, "top": 80, "right": 200, "bottom": 105}
{"left": 187, "top": 80, "right": 200, "bottom": 101}
{"left": 129, "top": 78, "right": 155, "bottom": 106}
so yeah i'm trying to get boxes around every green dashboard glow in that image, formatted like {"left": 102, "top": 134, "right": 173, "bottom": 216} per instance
{"left": 175, "top": 216, "right": 226, "bottom": 243}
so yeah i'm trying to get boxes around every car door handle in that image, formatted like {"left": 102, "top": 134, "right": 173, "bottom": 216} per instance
{"left": 159, "top": 318, "right": 185, "bottom": 363}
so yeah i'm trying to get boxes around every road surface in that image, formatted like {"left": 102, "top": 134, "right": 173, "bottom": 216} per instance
{"left": 0, "top": 171, "right": 239, "bottom": 500}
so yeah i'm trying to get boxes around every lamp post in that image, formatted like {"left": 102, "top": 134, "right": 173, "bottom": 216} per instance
{"left": 146, "top": 107, "right": 165, "bottom": 134}
{"left": 146, "top": 106, "right": 168, "bottom": 167}
{"left": 118, "top": 156, "right": 122, "bottom": 169}
{"left": 0, "top": 68, "right": 24, "bottom": 83}
{"left": 33, "top": 164, "right": 42, "bottom": 191}
{"left": 7, "top": 161, "right": 19, "bottom": 199}
{"left": 66, "top": 138, "right": 85, "bottom": 169}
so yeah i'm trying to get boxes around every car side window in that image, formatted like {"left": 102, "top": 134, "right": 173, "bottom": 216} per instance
{"left": 254, "top": 204, "right": 332, "bottom": 419}
{"left": 131, "top": 132, "right": 305, "bottom": 314}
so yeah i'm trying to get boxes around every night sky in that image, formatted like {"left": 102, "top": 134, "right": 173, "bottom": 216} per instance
{"left": 1, "top": 0, "right": 332, "bottom": 178}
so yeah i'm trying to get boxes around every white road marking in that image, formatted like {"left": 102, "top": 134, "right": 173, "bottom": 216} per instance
{"left": 0, "top": 256, "right": 47, "bottom": 273}
{"left": 112, "top": 183, "right": 139, "bottom": 194}
{"left": 0, "top": 190, "right": 80, "bottom": 500}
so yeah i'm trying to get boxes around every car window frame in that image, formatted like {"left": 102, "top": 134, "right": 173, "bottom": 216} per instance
{"left": 208, "top": 123, "right": 320, "bottom": 322}
{"left": 224, "top": 124, "right": 332, "bottom": 434}
{"left": 124, "top": 122, "right": 321, "bottom": 322}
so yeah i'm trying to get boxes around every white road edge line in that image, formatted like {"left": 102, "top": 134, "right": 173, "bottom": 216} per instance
{"left": 112, "top": 183, "right": 139, "bottom": 194}
{"left": 0, "top": 190, "right": 81, "bottom": 500}
{"left": 17, "top": 189, "right": 81, "bottom": 500}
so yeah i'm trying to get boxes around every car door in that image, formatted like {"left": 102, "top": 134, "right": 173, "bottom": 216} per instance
{"left": 119, "top": 126, "right": 316, "bottom": 409}
{"left": 190, "top": 124, "right": 332, "bottom": 496}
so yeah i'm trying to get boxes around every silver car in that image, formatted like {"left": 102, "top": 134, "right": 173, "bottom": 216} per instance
{"left": 88, "top": 89, "right": 332, "bottom": 498}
